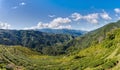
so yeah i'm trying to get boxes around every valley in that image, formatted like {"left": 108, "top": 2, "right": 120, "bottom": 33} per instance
{"left": 0, "top": 21, "right": 120, "bottom": 70}
{"left": 1, "top": 0, "right": 120, "bottom": 70}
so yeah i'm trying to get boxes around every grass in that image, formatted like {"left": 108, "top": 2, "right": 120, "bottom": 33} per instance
{"left": 1, "top": 29, "right": 120, "bottom": 70}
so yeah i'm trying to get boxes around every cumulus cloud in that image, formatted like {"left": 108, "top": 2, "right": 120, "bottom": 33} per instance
{"left": 83, "top": 13, "right": 99, "bottom": 24}
{"left": 100, "top": 11, "right": 112, "bottom": 20}
{"left": 71, "top": 13, "right": 82, "bottom": 21}
{"left": 114, "top": 8, "right": 120, "bottom": 14}
{"left": 24, "top": 17, "right": 72, "bottom": 30}
{"left": 25, "top": 10, "right": 113, "bottom": 30}
{"left": 71, "top": 13, "right": 99, "bottom": 24}
{"left": 0, "top": 22, "right": 11, "bottom": 29}
{"left": 49, "top": 17, "right": 71, "bottom": 28}
{"left": 71, "top": 11, "right": 112, "bottom": 24}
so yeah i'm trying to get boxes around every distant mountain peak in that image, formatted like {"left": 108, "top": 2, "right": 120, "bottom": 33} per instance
{"left": 37, "top": 28, "right": 87, "bottom": 37}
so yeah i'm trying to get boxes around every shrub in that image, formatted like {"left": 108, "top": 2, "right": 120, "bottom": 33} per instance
{"left": 102, "top": 59, "right": 118, "bottom": 69}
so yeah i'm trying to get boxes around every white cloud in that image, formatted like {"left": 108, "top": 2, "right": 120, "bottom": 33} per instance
{"left": 24, "top": 17, "right": 71, "bottom": 30}
{"left": 25, "top": 10, "right": 113, "bottom": 30}
{"left": 0, "top": 22, "right": 11, "bottom": 29}
{"left": 19, "top": 2, "right": 26, "bottom": 6}
{"left": 83, "top": 13, "right": 99, "bottom": 24}
{"left": 114, "top": 8, "right": 120, "bottom": 14}
{"left": 71, "top": 13, "right": 99, "bottom": 24}
{"left": 71, "top": 11, "right": 112, "bottom": 24}
{"left": 37, "top": 22, "right": 49, "bottom": 28}
{"left": 71, "top": 13, "right": 82, "bottom": 21}
{"left": 49, "top": 17, "right": 71, "bottom": 28}
{"left": 48, "top": 15, "right": 55, "bottom": 18}
{"left": 100, "top": 11, "right": 112, "bottom": 20}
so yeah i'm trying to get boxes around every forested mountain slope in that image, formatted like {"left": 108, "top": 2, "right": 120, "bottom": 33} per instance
{"left": 64, "top": 20, "right": 120, "bottom": 54}
{"left": 38, "top": 28, "right": 86, "bottom": 37}
{"left": 1, "top": 28, "right": 120, "bottom": 70}
{"left": 0, "top": 30, "right": 73, "bottom": 55}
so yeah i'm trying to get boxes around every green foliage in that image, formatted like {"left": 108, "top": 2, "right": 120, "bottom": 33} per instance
{"left": 102, "top": 59, "right": 118, "bottom": 69}
{"left": 1, "top": 21, "right": 120, "bottom": 70}
{"left": 1, "top": 27, "right": 120, "bottom": 70}
{"left": 64, "top": 20, "right": 120, "bottom": 54}
{"left": 89, "top": 59, "right": 104, "bottom": 67}
{"left": 0, "top": 30, "right": 74, "bottom": 55}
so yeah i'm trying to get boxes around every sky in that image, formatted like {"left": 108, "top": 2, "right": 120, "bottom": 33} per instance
{"left": 0, "top": 0, "right": 120, "bottom": 31}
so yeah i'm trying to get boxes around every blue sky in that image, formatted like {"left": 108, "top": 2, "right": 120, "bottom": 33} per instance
{"left": 0, "top": 0, "right": 120, "bottom": 31}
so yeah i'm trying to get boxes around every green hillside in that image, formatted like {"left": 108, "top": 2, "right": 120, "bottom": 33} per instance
{"left": 0, "top": 30, "right": 74, "bottom": 55}
{"left": 0, "top": 45, "right": 39, "bottom": 70}
{"left": 64, "top": 20, "right": 120, "bottom": 54}
{"left": 1, "top": 28, "right": 120, "bottom": 70}
{"left": 1, "top": 21, "right": 120, "bottom": 70}
{"left": 1, "top": 21, "right": 120, "bottom": 56}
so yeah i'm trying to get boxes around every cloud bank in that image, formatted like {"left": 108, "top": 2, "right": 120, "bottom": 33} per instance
{"left": 114, "top": 8, "right": 120, "bottom": 14}
{"left": 3, "top": 8, "right": 120, "bottom": 30}
{"left": 71, "top": 11, "right": 111, "bottom": 24}
{"left": 24, "top": 17, "right": 71, "bottom": 30}
{"left": 24, "top": 10, "right": 113, "bottom": 30}
{"left": 0, "top": 22, "right": 11, "bottom": 29}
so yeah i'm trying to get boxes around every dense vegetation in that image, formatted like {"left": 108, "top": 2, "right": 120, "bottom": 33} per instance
{"left": 1, "top": 20, "right": 120, "bottom": 56}
{"left": 1, "top": 28, "right": 120, "bottom": 70}
{"left": 1, "top": 20, "right": 120, "bottom": 70}
{"left": 64, "top": 20, "right": 120, "bottom": 54}
{"left": 0, "top": 30, "right": 74, "bottom": 55}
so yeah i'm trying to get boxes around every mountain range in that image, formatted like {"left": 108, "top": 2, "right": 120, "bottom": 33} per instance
{"left": 0, "top": 20, "right": 120, "bottom": 69}
{"left": 37, "top": 28, "right": 87, "bottom": 37}
{"left": 0, "top": 29, "right": 74, "bottom": 55}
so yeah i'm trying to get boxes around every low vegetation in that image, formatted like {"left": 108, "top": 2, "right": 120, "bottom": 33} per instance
{"left": 0, "top": 30, "right": 74, "bottom": 55}
{"left": 1, "top": 28, "right": 120, "bottom": 70}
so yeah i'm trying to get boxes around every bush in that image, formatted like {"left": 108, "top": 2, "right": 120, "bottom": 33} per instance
{"left": 74, "top": 55, "right": 85, "bottom": 59}
{"left": 89, "top": 59, "right": 104, "bottom": 67}
{"left": 102, "top": 59, "right": 118, "bottom": 69}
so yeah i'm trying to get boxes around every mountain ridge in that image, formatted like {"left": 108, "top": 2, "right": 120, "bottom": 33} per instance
{"left": 1, "top": 28, "right": 120, "bottom": 70}
{"left": 37, "top": 28, "right": 87, "bottom": 37}
{"left": 64, "top": 20, "right": 120, "bottom": 54}
{"left": 0, "top": 29, "right": 74, "bottom": 55}
{"left": 0, "top": 20, "right": 120, "bottom": 55}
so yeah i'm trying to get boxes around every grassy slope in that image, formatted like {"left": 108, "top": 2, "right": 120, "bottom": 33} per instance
{"left": 68, "top": 28, "right": 120, "bottom": 70}
{"left": 0, "top": 45, "right": 40, "bottom": 70}
{"left": 1, "top": 28, "right": 120, "bottom": 70}
{"left": 65, "top": 20, "right": 120, "bottom": 54}
{"left": 0, "top": 29, "right": 74, "bottom": 55}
